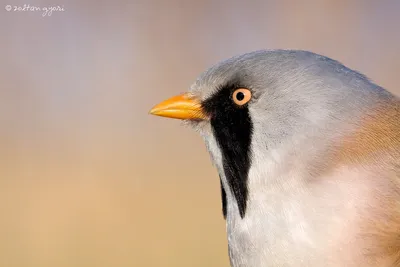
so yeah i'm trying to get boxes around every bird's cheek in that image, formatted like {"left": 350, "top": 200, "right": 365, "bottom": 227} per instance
{"left": 202, "top": 134, "right": 224, "bottom": 170}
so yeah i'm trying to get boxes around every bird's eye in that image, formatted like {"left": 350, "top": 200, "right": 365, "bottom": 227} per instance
{"left": 232, "top": 88, "right": 252, "bottom": 106}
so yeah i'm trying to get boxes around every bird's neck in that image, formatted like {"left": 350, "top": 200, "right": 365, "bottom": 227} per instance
{"left": 223, "top": 96, "right": 400, "bottom": 267}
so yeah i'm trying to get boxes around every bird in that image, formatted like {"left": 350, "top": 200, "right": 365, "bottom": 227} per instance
{"left": 149, "top": 50, "right": 400, "bottom": 267}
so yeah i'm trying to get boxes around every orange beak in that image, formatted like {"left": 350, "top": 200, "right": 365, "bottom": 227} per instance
{"left": 149, "top": 93, "right": 208, "bottom": 120}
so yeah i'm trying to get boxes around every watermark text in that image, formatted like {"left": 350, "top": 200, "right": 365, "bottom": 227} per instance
{"left": 5, "top": 4, "right": 65, "bottom": 17}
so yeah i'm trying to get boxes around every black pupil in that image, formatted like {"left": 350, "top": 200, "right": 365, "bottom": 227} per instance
{"left": 236, "top": 92, "right": 245, "bottom": 101}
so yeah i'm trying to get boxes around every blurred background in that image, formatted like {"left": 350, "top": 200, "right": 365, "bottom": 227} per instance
{"left": 1, "top": 0, "right": 399, "bottom": 266}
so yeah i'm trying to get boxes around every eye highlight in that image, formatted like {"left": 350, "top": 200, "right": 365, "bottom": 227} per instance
{"left": 232, "top": 88, "right": 252, "bottom": 106}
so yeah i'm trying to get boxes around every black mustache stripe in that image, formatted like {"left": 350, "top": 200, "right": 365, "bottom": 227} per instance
{"left": 202, "top": 85, "right": 253, "bottom": 219}
{"left": 220, "top": 175, "right": 227, "bottom": 219}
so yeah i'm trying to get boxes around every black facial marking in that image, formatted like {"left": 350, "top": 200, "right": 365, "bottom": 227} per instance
{"left": 220, "top": 175, "right": 227, "bottom": 219}
{"left": 202, "top": 85, "right": 253, "bottom": 218}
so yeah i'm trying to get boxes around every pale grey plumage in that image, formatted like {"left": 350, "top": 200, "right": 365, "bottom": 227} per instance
{"left": 187, "top": 50, "right": 400, "bottom": 267}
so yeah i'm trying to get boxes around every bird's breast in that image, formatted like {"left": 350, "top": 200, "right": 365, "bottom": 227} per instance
{"left": 225, "top": 164, "right": 394, "bottom": 267}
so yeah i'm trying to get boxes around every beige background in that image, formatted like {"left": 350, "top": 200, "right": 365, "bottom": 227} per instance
{"left": 1, "top": 1, "right": 399, "bottom": 266}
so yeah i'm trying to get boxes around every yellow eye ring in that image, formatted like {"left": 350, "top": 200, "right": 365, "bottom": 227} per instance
{"left": 232, "top": 88, "right": 252, "bottom": 106}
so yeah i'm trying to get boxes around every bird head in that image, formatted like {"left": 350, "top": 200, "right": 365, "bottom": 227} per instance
{"left": 149, "top": 50, "right": 376, "bottom": 218}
